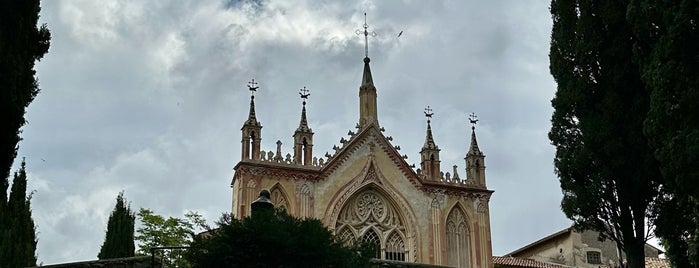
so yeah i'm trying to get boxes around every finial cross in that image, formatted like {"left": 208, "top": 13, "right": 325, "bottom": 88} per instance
{"left": 247, "top": 79, "right": 259, "bottom": 96}
{"left": 424, "top": 106, "right": 434, "bottom": 118}
{"left": 299, "top": 86, "right": 310, "bottom": 105}
{"left": 468, "top": 112, "right": 479, "bottom": 129}
{"left": 356, "top": 13, "right": 376, "bottom": 58}
{"left": 424, "top": 106, "right": 434, "bottom": 123}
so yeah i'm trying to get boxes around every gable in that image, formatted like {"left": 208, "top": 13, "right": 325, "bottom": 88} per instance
{"left": 318, "top": 123, "right": 422, "bottom": 187}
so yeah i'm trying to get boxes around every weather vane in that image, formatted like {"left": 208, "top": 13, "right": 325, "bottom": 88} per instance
{"left": 468, "top": 112, "right": 479, "bottom": 129}
{"left": 424, "top": 106, "right": 434, "bottom": 123}
{"left": 299, "top": 86, "right": 310, "bottom": 105}
{"left": 355, "top": 12, "right": 377, "bottom": 58}
{"left": 247, "top": 79, "right": 259, "bottom": 96}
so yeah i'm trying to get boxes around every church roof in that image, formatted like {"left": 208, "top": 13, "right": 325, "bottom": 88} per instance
{"left": 243, "top": 95, "right": 261, "bottom": 127}
{"left": 468, "top": 127, "right": 483, "bottom": 156}
{"left": 295, "top": 102, "right": 312, "bottom": 133}
{"left": 492, "top": 256, "right": 569, "bottom": 268}
{"left": 422, "top": 120, "right": 438, "bottom": 150}
{"left": 645, "top": 257, "right": 670, "bottom": 268}
{"left": 361, "top": 57, "right": 374, "bottom": 88}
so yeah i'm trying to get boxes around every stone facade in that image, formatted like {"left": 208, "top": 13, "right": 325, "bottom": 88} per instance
{"left": 231, "top": 55, "right": 494, "bottom": 268}
{"left": 507, "top": 227, "right": 663, "bottom": 267}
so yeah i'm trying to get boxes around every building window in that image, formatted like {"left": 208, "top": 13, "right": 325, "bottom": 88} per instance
{"left": 335, "top": 189, "right": 408, "bottom": 261}
{"left": 385, "top": 232, "right": 406, "bottom": 261}
{"left": 586, "top": 251, "right": 601, "bottom": 264}
{"left": 446, "top": 207, "right": 470, "bottom": 268}
{"left": 362, "top": 229, "right": 381, "bottom": 259}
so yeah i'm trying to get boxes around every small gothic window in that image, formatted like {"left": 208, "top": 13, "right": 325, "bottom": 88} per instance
{"left": 385, "top": 232, "right": 405, "bottom": 261}
{"left": 362, "top": 229, "right": 381, "bottom": 259}
{"left": 586, "top": 251, "right": 601, "bottom": 264}
{"left": 337, "top": 227, "right": 355, "bottom": 246}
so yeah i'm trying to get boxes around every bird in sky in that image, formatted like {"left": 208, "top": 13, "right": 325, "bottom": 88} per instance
{"left": 397, "top": 30, "right": 403, "bottom": 38}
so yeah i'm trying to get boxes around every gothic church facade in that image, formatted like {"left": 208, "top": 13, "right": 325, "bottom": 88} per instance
{"left": 230, "top": 55, "right": 494, "bottom": 268}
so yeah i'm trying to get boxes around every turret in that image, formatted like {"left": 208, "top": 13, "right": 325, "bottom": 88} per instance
{"left": 465, "top": 113, "right": 486, "bottom": 186}
{"left": 420, "top": 106, "right": 441, "bottom": 180}
{"left": 293, "top": 87, "right": 314, "bottom": 165}
{"left": 241, "top": 79, "right": 262, "bottom": 161}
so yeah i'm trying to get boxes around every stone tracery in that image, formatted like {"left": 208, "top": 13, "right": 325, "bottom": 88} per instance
{"left": 446, "top": 206, "right": 470, "bottom": 268}
{"left": 335, "top": 189, "right": 407, "bottom": 261}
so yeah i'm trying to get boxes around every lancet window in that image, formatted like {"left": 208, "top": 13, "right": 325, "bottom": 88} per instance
{"left": 270, "top": 186, "right": 290, "bottom": 211}
{"left": 446, "top": 207, "right": 470, "bottom": 268}
{"left": 335, "top": 189, "right": 407, "bottom": 261}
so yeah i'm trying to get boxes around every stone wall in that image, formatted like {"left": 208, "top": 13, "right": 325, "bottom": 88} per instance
{"left": 370, "top": 259, "right": 452, "bottom": 268}
{"left": 34, "top": 256, "right": 160, "bottom": 268}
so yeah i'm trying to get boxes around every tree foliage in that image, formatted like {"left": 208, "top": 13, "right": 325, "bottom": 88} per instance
{"left": 98, "top": 191, "right": 136, "bottom": 259}
{"left": 0, "top": 160, "right": 37, "bottom": 267}
{"left": 135, "top": 208, "right": 204, "bottom": 266}
{"left": 0, "top": 0, "right": 51, "bottom": 182}
{"left": 186, "top": 208, "right": 373, "bottom": 268}
{"left": 628, "top": 0, "right": 699, "bottom": 265}
{"left": 548, "top": 0, "right": 661, "bottom": 267}
{"left": 0, "top": 0, "right": 49, "bottom": 265}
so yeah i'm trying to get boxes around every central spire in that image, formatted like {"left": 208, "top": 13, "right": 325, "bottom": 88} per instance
{"left": 357, "top": 13, "right": 378, "bottom": 128}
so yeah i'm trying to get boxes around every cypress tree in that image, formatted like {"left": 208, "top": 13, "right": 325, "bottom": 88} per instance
{"left": 0, "top": 160, "right": 38, "bottom": 268}
{"left": 628, "top": 0, "right": 699, "bottom": 265}
{"left": 98, "top": 191, "right": 136, "bottom": 259}
{"left": 549, "top": 0, "right": 661, "bottom": 267}
{"left": 0, "top": 0, "right": 51, "bottom": 181}
{"left": 1, "top": 0, "right": 50, "bottom": 264}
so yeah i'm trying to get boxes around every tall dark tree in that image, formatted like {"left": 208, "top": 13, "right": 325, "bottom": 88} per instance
{"left": 98, "top": 191, "right": 136, "bottom": 259}
{"left": 1, "top": 0, "right": 50, "bottom": 261}
{"left": 549, "top": 0, "right": 661, "bottom": 267}
{"left": 0, "top": 0, "right": 51, "bottom": 181}
{"left": 0, "top": 160, "right": 37, "bottom": 267}
{"left": 186, "top": 209, "right": 373, "bottom": 268}
{"left": 628, "top": 0, "right": 699, "bottom": 265}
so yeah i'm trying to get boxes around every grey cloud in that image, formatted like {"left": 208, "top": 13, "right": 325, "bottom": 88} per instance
{"left": 17, "top": 0, "right": 570, "bottom": 264}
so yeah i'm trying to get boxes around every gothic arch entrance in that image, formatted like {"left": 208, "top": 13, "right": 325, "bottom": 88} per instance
{"left": 335, "top": 188, "right": 408, "bottom": 261}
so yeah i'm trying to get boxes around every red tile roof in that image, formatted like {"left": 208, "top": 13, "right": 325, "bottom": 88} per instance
{"left": 645, "top": 257, "right": 670, "bottom": 268}
{"left": 492, "top": 256, "right": 569, "bottom": 268}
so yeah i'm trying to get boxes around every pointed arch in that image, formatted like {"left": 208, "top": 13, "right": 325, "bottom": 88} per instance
{"left": 334, "top": 186, "right": 409, "bottom": 261}
{"left": 269, "top": 183, "right": 291, "bottom": 211}
{"left": 362, "top": 228, "right": 381, "bottom": 259}
{"left": 336, "top": 226, "right": 357, "bottom": 246}
{"left": 385, "top": 230, "right": 406, "bottom": 261}
{"left": 446, "top": 205, "right": 470, "bottom": 268}
{"left": 324, "top": 150, "right": 420, "bottom": 262}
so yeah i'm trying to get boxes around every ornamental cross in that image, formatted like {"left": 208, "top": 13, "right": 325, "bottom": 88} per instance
{"left": 468, "top": 112, "right": 479, "bottom": 129}
{"left": 424, "top": 106, "right": 434, "bottom": 123}
{"left": 247, "top": 79, "right": 259, "bottom": 96}
{"left": 299, "top": 86, "right": 310, "bottom": 105}
{"left": 424, "top": 106, "right": 434, "bottom": 118}
{"left": 355, "top": 13, "right": 377, "bottom": 58}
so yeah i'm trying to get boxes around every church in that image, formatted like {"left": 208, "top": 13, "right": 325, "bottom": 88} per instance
{"left": 230, "top": 19, "right": 494, "bottom": 268}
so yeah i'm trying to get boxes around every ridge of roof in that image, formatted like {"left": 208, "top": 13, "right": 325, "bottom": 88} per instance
{"left": 492, "top": 256, "right": 570, "bottom": 268}
{"left": 506, "top": 227, "right": 573, "bottom": 256}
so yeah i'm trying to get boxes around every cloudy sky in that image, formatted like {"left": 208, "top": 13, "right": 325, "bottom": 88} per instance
{"left": 15, "top": 0, "right": 581, "bottom": 264}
